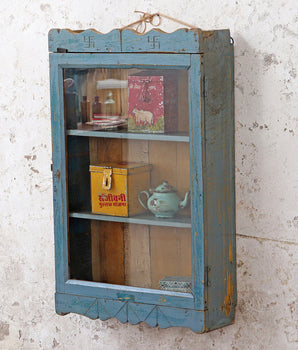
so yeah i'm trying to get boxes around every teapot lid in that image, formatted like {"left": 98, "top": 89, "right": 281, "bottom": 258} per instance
{"left": 153, "top": 181, "right": 177, "bottom": 193}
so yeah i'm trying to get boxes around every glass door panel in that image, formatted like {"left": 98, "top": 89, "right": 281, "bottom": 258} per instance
{"left": 64, "top": 67, "right": 192, "bottom": 294}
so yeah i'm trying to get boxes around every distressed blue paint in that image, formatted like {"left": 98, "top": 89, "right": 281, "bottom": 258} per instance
{"left": 55, "top": 293, "right": 95, "bottom": 316}
{"left": 101, "top": 299, "right": 127, "bottom": 318}
{"left": 48, "top": 29, "right": 121, "bottom": 53}
{"left": 64, "top": 279, "right": 195, "bottom": 309}
{"left": 121, "top": 29, "right": 201, "bottom": 53}
{"left": 200, "top": 30, "right": 236, "bottom": 329}
{"left": 48, "top": 28, "right": 201, "bottom": 54}
{"left": 55, "top": 293, "right": 204, "bottom": 332}
{"left": 50, "top": 52, "right": 190, "bottom": 69}
{"left": 157, "top": 307, "right": 204, "bottom": 332}
{"left": 85, "top": 300, "right": 98, "bottom": 319}
{"left": 50, "top": 28, "right": 236, "bottom": 332}
{"left": 144, "top": 306, "right": 158, "bottom": 328}
{"left": 97, "top": 300, "right": 111, "bottom": 320}
{"left": 188, "top": 54, "right": 205, "bottom": 310}
{"left": 69, "top": 211, "right": 191, "bottom": 228}
{"left": 67, "top": 129, "right": 190, "bottom": 142}
{"left": 50, "top": 54, "right": 69, "bottom": 292}
{"left": 127, "top": 303, "right": 156, "bottom": 325}
{"left": 117, "top": 293, "right": 136, "bottom": 302}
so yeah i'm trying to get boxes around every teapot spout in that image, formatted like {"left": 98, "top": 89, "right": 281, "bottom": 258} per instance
{"left": 179, "top": 191, "right": 190, "bottom": 209}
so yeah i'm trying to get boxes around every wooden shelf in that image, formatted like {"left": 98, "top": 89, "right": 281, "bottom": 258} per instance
{"left": 67, "top": 129, "right": 190, "bottom": 142}
{"left": 69, "top": 211, "right": 192, "bottom": 228}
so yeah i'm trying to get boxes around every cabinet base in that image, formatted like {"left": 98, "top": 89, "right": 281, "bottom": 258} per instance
{"left": 55, "top": 292, "right": 205, "bottom": 332}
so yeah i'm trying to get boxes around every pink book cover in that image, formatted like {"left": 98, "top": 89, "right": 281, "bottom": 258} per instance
{"left": 128, "top": 76, "right": 164, "bottom": 133}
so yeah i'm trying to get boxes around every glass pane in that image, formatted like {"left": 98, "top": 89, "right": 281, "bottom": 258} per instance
{"left": 64, "top": 67, "right": 192, "bottom": 294}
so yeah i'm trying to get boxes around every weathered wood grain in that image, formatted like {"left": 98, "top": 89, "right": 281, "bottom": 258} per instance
{"left": 122, "top": 139, "right": 151, "bottom": 288}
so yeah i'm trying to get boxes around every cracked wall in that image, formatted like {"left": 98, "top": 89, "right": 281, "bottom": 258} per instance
{"left": 0, "top": 0, "right": 297, "bottom": 349}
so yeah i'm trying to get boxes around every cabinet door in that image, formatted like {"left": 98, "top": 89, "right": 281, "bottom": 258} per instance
{"left": 50, "top": 53, "right": 204, "bottom": 309}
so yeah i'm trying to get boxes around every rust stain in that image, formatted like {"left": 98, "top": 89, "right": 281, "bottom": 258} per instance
{"left": 222, "top": 272, "right": 233, "bottom": 316}
{"left": 201, "top": 324, "right": 207, "bottom": 333}
{"left": 158, "top": 297, "right": 167, "bottom": 303}
{"left": 229, "top": 240, "right": 233, "bottom": 263}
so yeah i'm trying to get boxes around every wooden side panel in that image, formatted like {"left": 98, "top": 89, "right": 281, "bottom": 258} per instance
{"left": 188, "top": 54, "right": 205, "bottom": 310}
{"left": 201, "top": 30, "right": 236, "bottom": 330}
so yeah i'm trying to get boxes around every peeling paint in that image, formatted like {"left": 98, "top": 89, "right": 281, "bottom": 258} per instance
{"left": 229, "top": 241, "right": 233, "bottom": 263}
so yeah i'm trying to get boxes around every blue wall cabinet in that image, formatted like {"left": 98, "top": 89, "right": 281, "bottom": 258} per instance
{"left": 49, "top": 28, "right": 236, "bottom": 332}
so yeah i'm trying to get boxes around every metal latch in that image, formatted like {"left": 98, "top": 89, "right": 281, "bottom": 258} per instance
{"left": 102, "top": 168, "right": 112, "bottom": 190}
{"left": 205, "top": 266, "right": 211, "bottom": 286}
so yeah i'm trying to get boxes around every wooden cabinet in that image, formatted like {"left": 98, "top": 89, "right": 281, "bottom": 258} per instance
{"left": 49, "top": 28, "right": 236, "bottom": 332}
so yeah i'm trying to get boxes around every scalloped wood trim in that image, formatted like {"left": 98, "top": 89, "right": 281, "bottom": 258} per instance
{"left": 49, "top": 27, "right": 201, "bottom": 35}
{"left": 55, "top": 293, "right": 205, "bottom": 332}
{"left": 121, "top": 27, "right": 201, "bottom": 35}
{"left": 48, "top": 27, "right": 203, "bottom": 53}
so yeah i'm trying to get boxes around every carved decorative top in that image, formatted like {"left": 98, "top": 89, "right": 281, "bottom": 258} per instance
{"left": 48, "top": 28, "right": 204, "bottom": 53}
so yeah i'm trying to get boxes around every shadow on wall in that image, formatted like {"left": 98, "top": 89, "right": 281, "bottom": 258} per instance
{"left": 233, "top": 34, "right": 275, "bottom": 236}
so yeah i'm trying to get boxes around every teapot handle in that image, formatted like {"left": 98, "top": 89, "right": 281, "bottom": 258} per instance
{"left": 138, "top": 191, "right": 150, "bottom": 210}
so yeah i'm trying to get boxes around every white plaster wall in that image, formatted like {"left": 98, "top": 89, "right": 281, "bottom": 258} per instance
{"left": 0, "top": 0, "right": 297, "bottom": 349}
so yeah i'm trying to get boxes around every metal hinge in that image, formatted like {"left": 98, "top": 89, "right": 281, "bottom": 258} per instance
{"left": 201, "top": 76, "right": 208, "bottom": 98}
{"left": 205, "top": 266, "right": 211, "bottom": 287}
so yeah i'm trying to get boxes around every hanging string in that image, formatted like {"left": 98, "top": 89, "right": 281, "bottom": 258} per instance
{"left": 121, "top": 11, "right": 197, "bottom": 33}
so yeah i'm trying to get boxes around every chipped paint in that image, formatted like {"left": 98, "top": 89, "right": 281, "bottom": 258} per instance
{"left": 117, "top": 293, "right": 135, "bottom": 301}
{"left": 158, "top": 297, "right": 167, "bottom": 303}
{"left": 229, "top": 241, "right": 233, "bottom": 263}
{"left": 202, "top": 31, "right": 214, "bottom": 39}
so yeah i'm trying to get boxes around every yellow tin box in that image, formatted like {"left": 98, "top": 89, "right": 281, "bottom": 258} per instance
{"left": 90, "top": 162, "right": 152, "bottom": 217}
